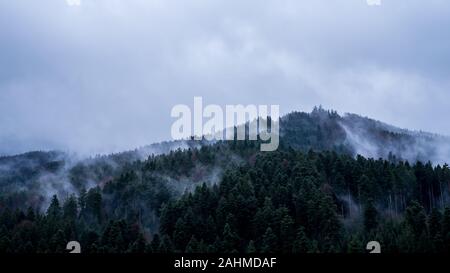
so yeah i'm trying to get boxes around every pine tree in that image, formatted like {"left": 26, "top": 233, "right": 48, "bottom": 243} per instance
{"left": 347, "top": 235, "right": 364, "bottom": 253}
{"left": 261, "top": 227, "right": 277, "bottom": 253}
{"left": 429, "top": 208, "right": 442, "bottom": 238}
{"left": 149, "top": 234, "right": 161, "bottom": 253}
{"left": 222, "top": 223, "right": 239, "bottom": 253}
{"left": 442, "top": 207, "right": 450, "bottom": 252}
{"left": 246, "top": 240, "right": 256, "bottom": 253}
{"left": 204, "top": 216, "right": 217, "bottom": 243}
{"left": 78, "top": 188, "right": 87, "bottom": 211}
{"left": 405, "top": 201, "right": 427, "bottom": 239}
{"left": 85, "top": 188, "right": 103, "bottom": 223}
{"left": 26, "top": 207, "right": 35, "bottom": 221}
{"left": 47, "top": 195, "right": 62, "bottom": 220}
{"left": 49, "top": 229, "right": 66, "bottom": 253}
{"left": 364, "top": 199, "right": 378, "bottom": 233}
{"left": 172, "top": 218, "right": 189, "bottom": 252}
{"left": 292, "top": 227, "right": 309, "bottom": 253}
{"left": 442, "top": 207, "right": 450, "bottom": 236}
{"left": 428, "top": 208, "right": 443, "bottom": 252}
{"left": 159, "top": 235, "right": 174, "bottom": 253}
{"left": 185, "top": 236, "right": 200, "bottom": 253}
{"left": 129, "top": 233, "right": 146, "bottom": 253}
{"left": 279, "top": 215, "right": 295, "bottom": 253}
{"left": 63, "top": 195, "right": 78, "bottom": 221}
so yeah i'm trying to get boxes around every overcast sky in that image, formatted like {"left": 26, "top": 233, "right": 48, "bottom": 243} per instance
{"left": 1, "top": 0, "right": 450, "bottom": 156}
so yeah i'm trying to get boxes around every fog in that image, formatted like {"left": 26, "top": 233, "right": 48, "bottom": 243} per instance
{"left": 340, "top": 113, "right": 450, "bottom": 165}
{"left": 1, "top": 0, "right": 450, "bottom": 156}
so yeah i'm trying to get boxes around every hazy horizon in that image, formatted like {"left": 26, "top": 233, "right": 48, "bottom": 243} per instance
{"left": 1, "top": 0, "right": 450, "bottom": 156}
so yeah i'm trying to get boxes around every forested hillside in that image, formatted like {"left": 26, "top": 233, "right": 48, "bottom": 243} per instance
{"left": 281, "top": 107, "right": 450, "bottom": 164}
{"left": 1, "top": 109, "right": 450, "bottom": 253}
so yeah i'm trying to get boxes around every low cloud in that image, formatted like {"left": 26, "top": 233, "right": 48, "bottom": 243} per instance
{"left": 1, "top": 0, "right": 450, "bottom": 155}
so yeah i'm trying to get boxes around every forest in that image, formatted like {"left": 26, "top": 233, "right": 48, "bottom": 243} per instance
{"left": 1, "top": 109, "right": 450, "bottom": 253}
{"left": 1, "top": 138, "right": 450, "bottom": 253}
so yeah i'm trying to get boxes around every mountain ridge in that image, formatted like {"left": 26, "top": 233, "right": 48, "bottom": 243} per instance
{"left": 1, "top": 108, "right": 450, "bottom": 210}
{"left": 2, "top": 108, "right": 449, "bottom": 163}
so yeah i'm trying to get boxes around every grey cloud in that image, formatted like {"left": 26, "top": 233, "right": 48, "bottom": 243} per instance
{"left": 1, "top": 0, "right": 450, "bottom": 155}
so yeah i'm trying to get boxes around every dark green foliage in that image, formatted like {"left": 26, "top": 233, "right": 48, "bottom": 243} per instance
{"left": 47, "top": 195, "right": 62, "bottom": 220}
{"left": 261, "top": 227, "right": 277, "bottom": 253}
{"left": 63, "top": 195, "right": 78, "bottom": 221}
{"left": 246, "top": 240, "right": 256, "bottom": 253}
{"left": 1, "top": 133, "right": 450, "bottom": 253}
{"left": 292, "top": 227, "right": 309, "bottom": 253}
{"left": 364, "top": 199, "right": 378, "bottom": 233}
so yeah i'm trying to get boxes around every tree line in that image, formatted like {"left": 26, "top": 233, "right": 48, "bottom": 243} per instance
{"left": 1, "top": 145, "right": 450, "bottom": 253}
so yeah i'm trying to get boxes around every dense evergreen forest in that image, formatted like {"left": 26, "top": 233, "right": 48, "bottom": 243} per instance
{"left": 1, "top": 109, "right": 450, "bottom": 253}
{"left": 1, "top": 141, "right": 450, "bottom": 253}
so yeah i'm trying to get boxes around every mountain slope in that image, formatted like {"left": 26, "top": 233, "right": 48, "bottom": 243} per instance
{"left": 1, "top": 108, "right": 450, "bottom": 253}
{"left": 1, "top": 108, "right": 450, "bottom": 211}
{"left": 281, "top": 107, "right": 450, "bottom": 164}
